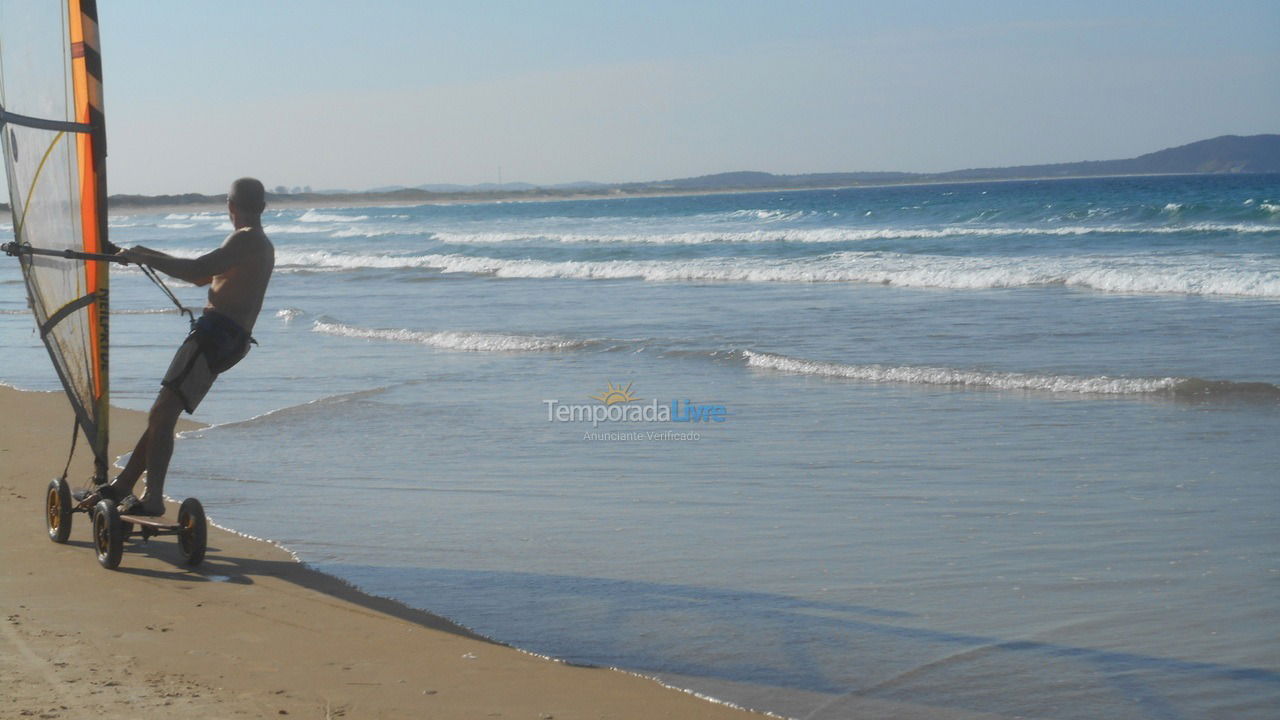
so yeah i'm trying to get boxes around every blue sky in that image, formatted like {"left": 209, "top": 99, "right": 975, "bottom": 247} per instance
{"left": 19, "top": 1, "right": 1280, "bottom": 193}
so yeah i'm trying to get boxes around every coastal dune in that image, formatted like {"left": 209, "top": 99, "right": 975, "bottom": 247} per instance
{"left": 0, "top": 385, "right": 761, "bottom": 719}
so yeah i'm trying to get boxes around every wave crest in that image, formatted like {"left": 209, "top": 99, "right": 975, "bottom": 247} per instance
{"left": 742, "top": 351, "right": 1280, "bottom": 400}
{"left": 742, "top": 351, "right": 1180, "bottom": 394}
{"left": 282, "top": 250, "right": 1279, "bottom": 298}
{"left": 430, "top": 222, "right": 1279, "bottom": 246}
{"left": 311, "top": 320, "right": 590, "bottom": 352}
{"left": 299, "top": 209, "right": 370, "bottom": 223}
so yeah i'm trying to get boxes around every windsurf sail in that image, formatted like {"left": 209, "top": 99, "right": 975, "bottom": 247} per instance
{"left": 0, "top": 0, "right": 111, "bottom": 482}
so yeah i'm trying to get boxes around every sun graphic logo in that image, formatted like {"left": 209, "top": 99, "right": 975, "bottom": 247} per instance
{"left": 591, "top": 381, "right": 639, "bottom": 406}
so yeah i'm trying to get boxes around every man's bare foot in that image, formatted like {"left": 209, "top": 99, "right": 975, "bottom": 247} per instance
{"left": 118, "top": 494, "right": 166, "bottom": 517}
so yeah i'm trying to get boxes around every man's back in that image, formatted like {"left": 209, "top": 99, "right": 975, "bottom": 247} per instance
{"left": 207, "top": 227, "right": 274, "bottom": 332}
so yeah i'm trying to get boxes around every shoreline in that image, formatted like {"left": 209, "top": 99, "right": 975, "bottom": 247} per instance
{"left": 0, "top": 384, "right": 765, "bottom": 719}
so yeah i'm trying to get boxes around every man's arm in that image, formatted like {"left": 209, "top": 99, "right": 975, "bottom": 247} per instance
{"left": 122, "top": 240, "right": 246, "bottom": 286}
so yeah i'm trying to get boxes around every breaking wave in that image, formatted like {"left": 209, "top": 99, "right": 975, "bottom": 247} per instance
{"left": 275, "top": 307, "right": 306, "bottom": 323}
{"left": 272, "top": 249, "right": 1280, "bottom": 298}
{"left": 742, "top": 350, "right": 1280, "bottom": 400}
{"left": 311, "top": 320, "right": 592, "bottom": 352}
{"left": 429, "top": 222, "right": 1278, "bottom": 246}
{"left": 743, "top": 351, "right": 1178, "bottom": 394}
{"left": 112, "top": 307, "right": 184, "bottom": 315}
{"left": 299, "top": 209, "right": 370, "bottom": 223}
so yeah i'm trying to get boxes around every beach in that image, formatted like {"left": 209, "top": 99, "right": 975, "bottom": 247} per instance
{"left": 0, "top": 385, "right": 764, "bottom": 719}
{"left": 1, "top": 0, "right": 1275, "bottom": 714}
{"left": 3, "top": 175, "right": 1278, "bottom": 718}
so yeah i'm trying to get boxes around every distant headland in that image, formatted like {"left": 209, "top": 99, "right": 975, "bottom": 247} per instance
{"left": 4, "top": 134, "right": 1278, "bottom": 213}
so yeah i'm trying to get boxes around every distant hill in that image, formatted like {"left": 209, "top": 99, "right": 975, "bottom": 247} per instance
{"left": 2, "top": 135, "right": 1276, "bottom": 213}
{"left": 931, "top": 134, "right": 1280, "bottom": 181}
{"left": 647, "top": 135, "right": 1280, "bottom": 190}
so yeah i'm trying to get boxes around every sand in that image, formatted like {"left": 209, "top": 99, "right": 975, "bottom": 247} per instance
{"left": 0, "top": 385, "right": 763, "bottom": 719}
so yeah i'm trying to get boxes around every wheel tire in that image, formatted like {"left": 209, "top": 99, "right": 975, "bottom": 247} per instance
{"left": 93, "top": 499, "right": 123, "bottom": 569}
{"left": 177, "top": 498, "right": 207, "bottom": 567}
{"left": 46, "top": 479, "right": 73, "bottom": 543}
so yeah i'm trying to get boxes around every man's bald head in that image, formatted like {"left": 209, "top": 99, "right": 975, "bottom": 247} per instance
{"left": 228, "top": 177, "right": 266, "bottom": 217}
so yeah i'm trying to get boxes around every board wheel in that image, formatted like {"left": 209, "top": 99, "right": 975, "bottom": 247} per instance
{"left": 177, "top": 498, "right": 207, "bottom": 567}
{"left": 92, "top": 499, "right": 123, "bottom": 569}
{"left": 45, "top": 478, "right": 72, "bottom": 543}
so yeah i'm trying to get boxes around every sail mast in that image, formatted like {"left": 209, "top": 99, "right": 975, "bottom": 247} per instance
{"left": 69, "top": 0, "right": 110, "bottom": 482}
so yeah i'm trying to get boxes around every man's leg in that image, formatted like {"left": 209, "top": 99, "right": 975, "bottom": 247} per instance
{"left": 110, "top": 432, "right": 149, "bottom": 495}
{"left": 125, "top": 387, "right": 185, "bottom": 514}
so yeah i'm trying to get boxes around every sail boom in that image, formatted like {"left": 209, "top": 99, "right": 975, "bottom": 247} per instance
{"left": 2, "top": 241, "right": 129, "bottom": 265}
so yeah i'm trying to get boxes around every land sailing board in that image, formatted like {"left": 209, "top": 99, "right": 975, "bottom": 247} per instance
{"left": 46, "top": 478, "right": 208, "bottom": 569}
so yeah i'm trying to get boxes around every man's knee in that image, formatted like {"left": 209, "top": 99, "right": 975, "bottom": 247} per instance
{"left": 149, "top": 388, "right": 185, "bottom": 427}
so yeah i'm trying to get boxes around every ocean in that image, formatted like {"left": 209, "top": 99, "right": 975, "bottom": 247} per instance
{"left": 2, "top": 174, "right": 1278, "bottom": 718}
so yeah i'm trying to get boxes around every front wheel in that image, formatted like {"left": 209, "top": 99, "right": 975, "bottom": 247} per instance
{"left": 46, "top": 479, "right": 72, "bottom": 543}
{"left": 93, "top": 499, "right": 123, "bottom": 569}
{"left": 177, "top": 498, "right": 207, "bottom": 567}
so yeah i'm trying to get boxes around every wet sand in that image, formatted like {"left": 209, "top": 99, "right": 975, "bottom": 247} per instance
{"left": 0, "top": 385, "right": 762, "bottom": 719}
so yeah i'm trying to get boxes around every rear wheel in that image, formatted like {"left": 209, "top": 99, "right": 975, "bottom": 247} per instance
{"left": 46, "top": 479, "right": 73, "bottom": 543}
{"left": 177, "top": 498, "right": 207, "bottom": 567}
{"left": 93, "top": 499, "right": 123, "bottom": 569}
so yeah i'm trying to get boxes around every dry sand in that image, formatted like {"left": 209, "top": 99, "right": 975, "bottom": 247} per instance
{"left": 0, "top": 385, "right": 763, "bottom": 719}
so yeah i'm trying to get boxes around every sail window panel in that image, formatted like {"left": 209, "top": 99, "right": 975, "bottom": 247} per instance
{"left": 0, "top": 4, "right": 76, "bottom": 122}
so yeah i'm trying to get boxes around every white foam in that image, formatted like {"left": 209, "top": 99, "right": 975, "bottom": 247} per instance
{"left": 191, "top": 246, "right": 1280, "bottom": 297}
{"left": 276, "top": 249, "right": 439, "bottom": 270}
{"left": 724, "top": 208, "right": 814, "bottom": 222}
{"left": 112, "top": 307, "right": 182, "bottom": 315}
{"left": 429, "top": 222, "right": 1279, "bottom": 246}
{"left": 311, "top": 320, "right": 590, "bottom": 352}
{"left": 299, "top": 209, "right": 369, "bottom": 223}
{"left": 275, "top": 307, "right": 305, "bottom": 323}
{"left": 322, "top": 250, "right": 1280, "bottom": 298}
{"left": 743, "top": 351, "right": 1181, "bottom": 395}
{"left": 330, "top": 227, "right": 398, "bottom": 238}
{"left": 262, "top": 223, "right": 333, "bottom": 235}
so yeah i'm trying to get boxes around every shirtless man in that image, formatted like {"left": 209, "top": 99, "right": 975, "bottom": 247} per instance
{"left": 85, "top": 178, "right": 275, "bottom": 516}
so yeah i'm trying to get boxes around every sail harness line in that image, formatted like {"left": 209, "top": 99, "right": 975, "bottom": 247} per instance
{"left": 138, "top": 263, "right": 196, "bottom": 328}
{"left": 3, "top": 242, "right": 198, "bottom": 330}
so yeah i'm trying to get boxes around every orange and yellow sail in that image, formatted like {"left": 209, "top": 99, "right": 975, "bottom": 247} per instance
{"left": 1, "top": 0, "right": 111, "bottom": 480}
